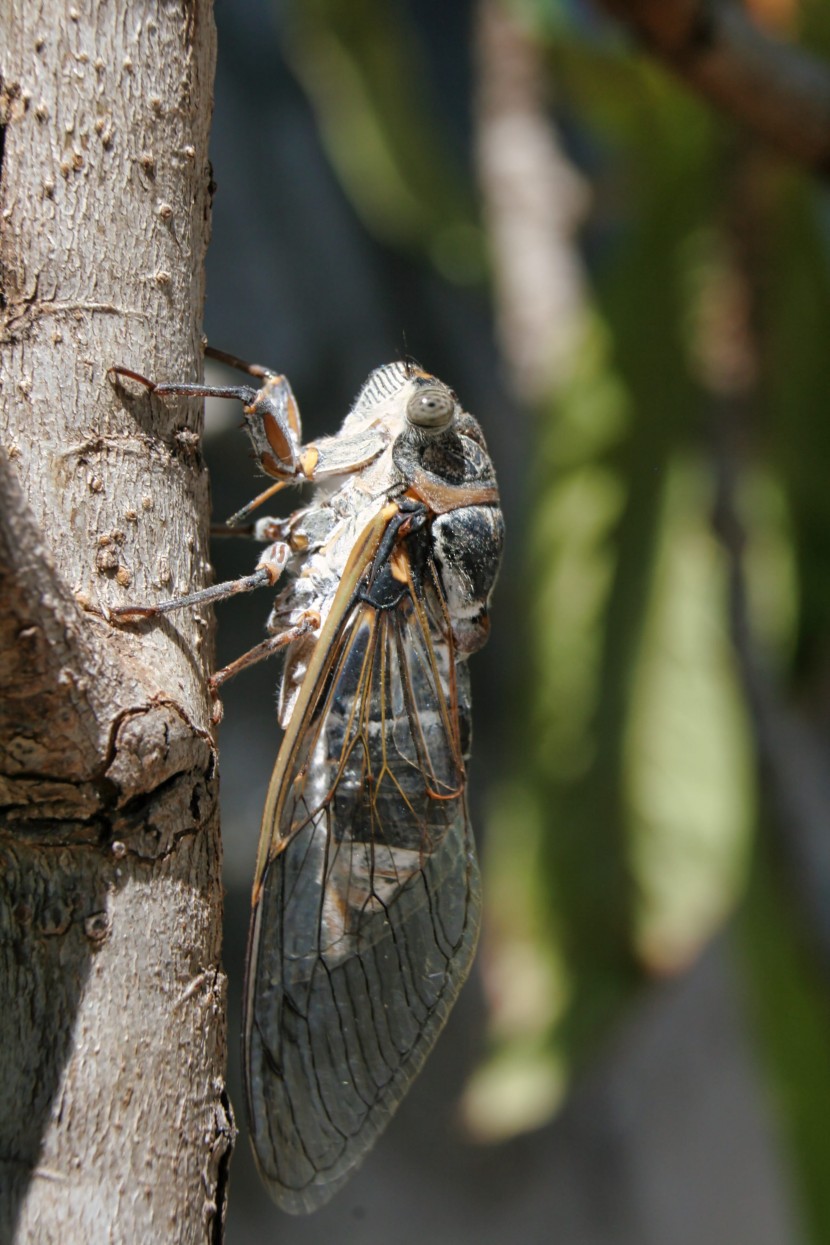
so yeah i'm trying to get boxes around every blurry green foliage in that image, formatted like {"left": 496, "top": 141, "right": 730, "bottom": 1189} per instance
{"left": 481, "top": 35, "right": 760, "bottom": 1089}
{"left": 738, "top": 152, "right": 830, "bottom": 1245}
{"left": 763, "top": 173, "right": 830, "bottom": 686}
{"left": 283, "top": 0, "right": 485, "bottom": 280}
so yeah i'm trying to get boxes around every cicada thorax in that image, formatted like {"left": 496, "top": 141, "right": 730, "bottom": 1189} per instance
{"left": 392, "top": 415, "right": 505, "bottom": 655}
{"left": 430, "top": 504, "right": 504, "bottom": 654}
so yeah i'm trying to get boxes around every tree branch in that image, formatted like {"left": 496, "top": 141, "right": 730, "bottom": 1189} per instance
{"left": 704, "top": 152, "right": 830, "bottom": 978}
{"left": 597, "top": 0, "right": 830, "bottom": 174}
{"left": 474, "top": 0, "right": 590, "bottom": 402}
{"left": 0, "top": 4, "right": 233, "bottom": 1239}
{"left": 714, "top": 418, "right": 830, "bottom": 976}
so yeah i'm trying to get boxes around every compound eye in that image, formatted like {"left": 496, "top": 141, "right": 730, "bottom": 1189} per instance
{"left": 406, "top": 386, "right": 455, "bottom": 430}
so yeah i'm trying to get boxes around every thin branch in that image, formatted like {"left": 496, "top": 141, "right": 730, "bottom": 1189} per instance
{"left": 598, "top": 0, "right": 830, "bottom": 174}
{"left": 474, "top": 0, "right": 591, "bottom": 402}
{"left": 713, "top": 420, "right": 830, "bottom": 977}
{"left": 705, "top": 151, "right": 830, "bottom": 976}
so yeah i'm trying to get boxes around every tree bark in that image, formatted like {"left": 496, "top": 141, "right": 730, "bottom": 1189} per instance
{"left": 0, "top": 4, "right": 232, "bottom": 1242}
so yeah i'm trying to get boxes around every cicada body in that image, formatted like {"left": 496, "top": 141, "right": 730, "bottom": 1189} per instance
{"left": 244, "top": 363, "right": 502, "bottom": 1211}
{"left": 108, "top": 356, "right": 503, "bottom": 1213}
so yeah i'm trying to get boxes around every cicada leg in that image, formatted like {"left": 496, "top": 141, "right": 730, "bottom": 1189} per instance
{"left": 210, "top": 513, "right": 303, "bottom": 546}
{"left": 223, "top": 481, "right": 294, "bottom": 529}
{"left": 203, "top": 345, "right": 275, "bottom": 379}
{"left": 110, "top": 349, "right": 389, "bottom": 528}
{"left": 203, "top": 345, "right": 306, "bottom": 498}
{"left": 109, "top": 358, "right": 304, "bottom": 484}
{"left": 209, "top": 609, "right": 320, "bottom": 693}
{"left": 107, "top": 542, "right": 290, "bottom": 621}
{"left": 207, "top": 609, "right": 320, "bottom": 724}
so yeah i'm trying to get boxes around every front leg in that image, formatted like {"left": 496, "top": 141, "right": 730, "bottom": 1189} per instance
{"left": 110, "top": 349, "right": 390, "bottom": 525}
{"left": 109, "top": 361, "right": 305, "bottom": 483}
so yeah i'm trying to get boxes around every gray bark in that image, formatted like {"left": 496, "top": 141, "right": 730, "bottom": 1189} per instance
{"left": 0, "top": 3, "right": 232, "bottom": 1242}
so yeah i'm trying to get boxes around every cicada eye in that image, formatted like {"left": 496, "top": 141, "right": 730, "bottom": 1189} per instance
{"left": 406, "top": 386, "right": 455, "bottom": 431}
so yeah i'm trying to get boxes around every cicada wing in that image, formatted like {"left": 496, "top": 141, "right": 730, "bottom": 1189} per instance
{"left": 243, "top": 553, "right": 480, "bottom": 1214}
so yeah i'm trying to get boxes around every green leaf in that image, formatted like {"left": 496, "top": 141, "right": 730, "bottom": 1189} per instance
{"left": 283, "top": 0, "right": 483, "bottom": 277}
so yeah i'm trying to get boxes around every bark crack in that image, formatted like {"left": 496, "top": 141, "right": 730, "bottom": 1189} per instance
{"left": 208, "top": 1086, "right": 236, "bottom": 1245}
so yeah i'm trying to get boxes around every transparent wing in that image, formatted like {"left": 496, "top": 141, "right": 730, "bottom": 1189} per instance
{"left": 243, "top": 533, "right": 480, "bottom": 1214}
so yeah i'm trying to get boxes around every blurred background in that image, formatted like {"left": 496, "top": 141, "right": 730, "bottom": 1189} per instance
{"left": 200, "top": 1, "right": 830, "bottom": 1241}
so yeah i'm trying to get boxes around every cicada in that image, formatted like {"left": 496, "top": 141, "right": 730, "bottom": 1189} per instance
{"left": 109, "top": 350, "right": 504, "bottom": 1213}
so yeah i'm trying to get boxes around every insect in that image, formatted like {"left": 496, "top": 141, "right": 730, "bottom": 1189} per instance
{"left": 108, "top": 348, "right": 504, "bottom": 1213}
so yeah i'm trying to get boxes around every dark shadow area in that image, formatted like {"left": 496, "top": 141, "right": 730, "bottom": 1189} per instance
{"left": 0, "top": 844, "right": 97, "bottom": 1241}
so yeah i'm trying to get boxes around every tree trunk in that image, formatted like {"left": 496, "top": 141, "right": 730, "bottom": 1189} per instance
{"left": 0, "top": 4, "right": 232, "bottom": 1242}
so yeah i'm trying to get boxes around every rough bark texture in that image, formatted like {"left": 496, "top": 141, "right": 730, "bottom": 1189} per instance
{"left": 0, "top": 4, "right": 232, "bottom": 1242}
